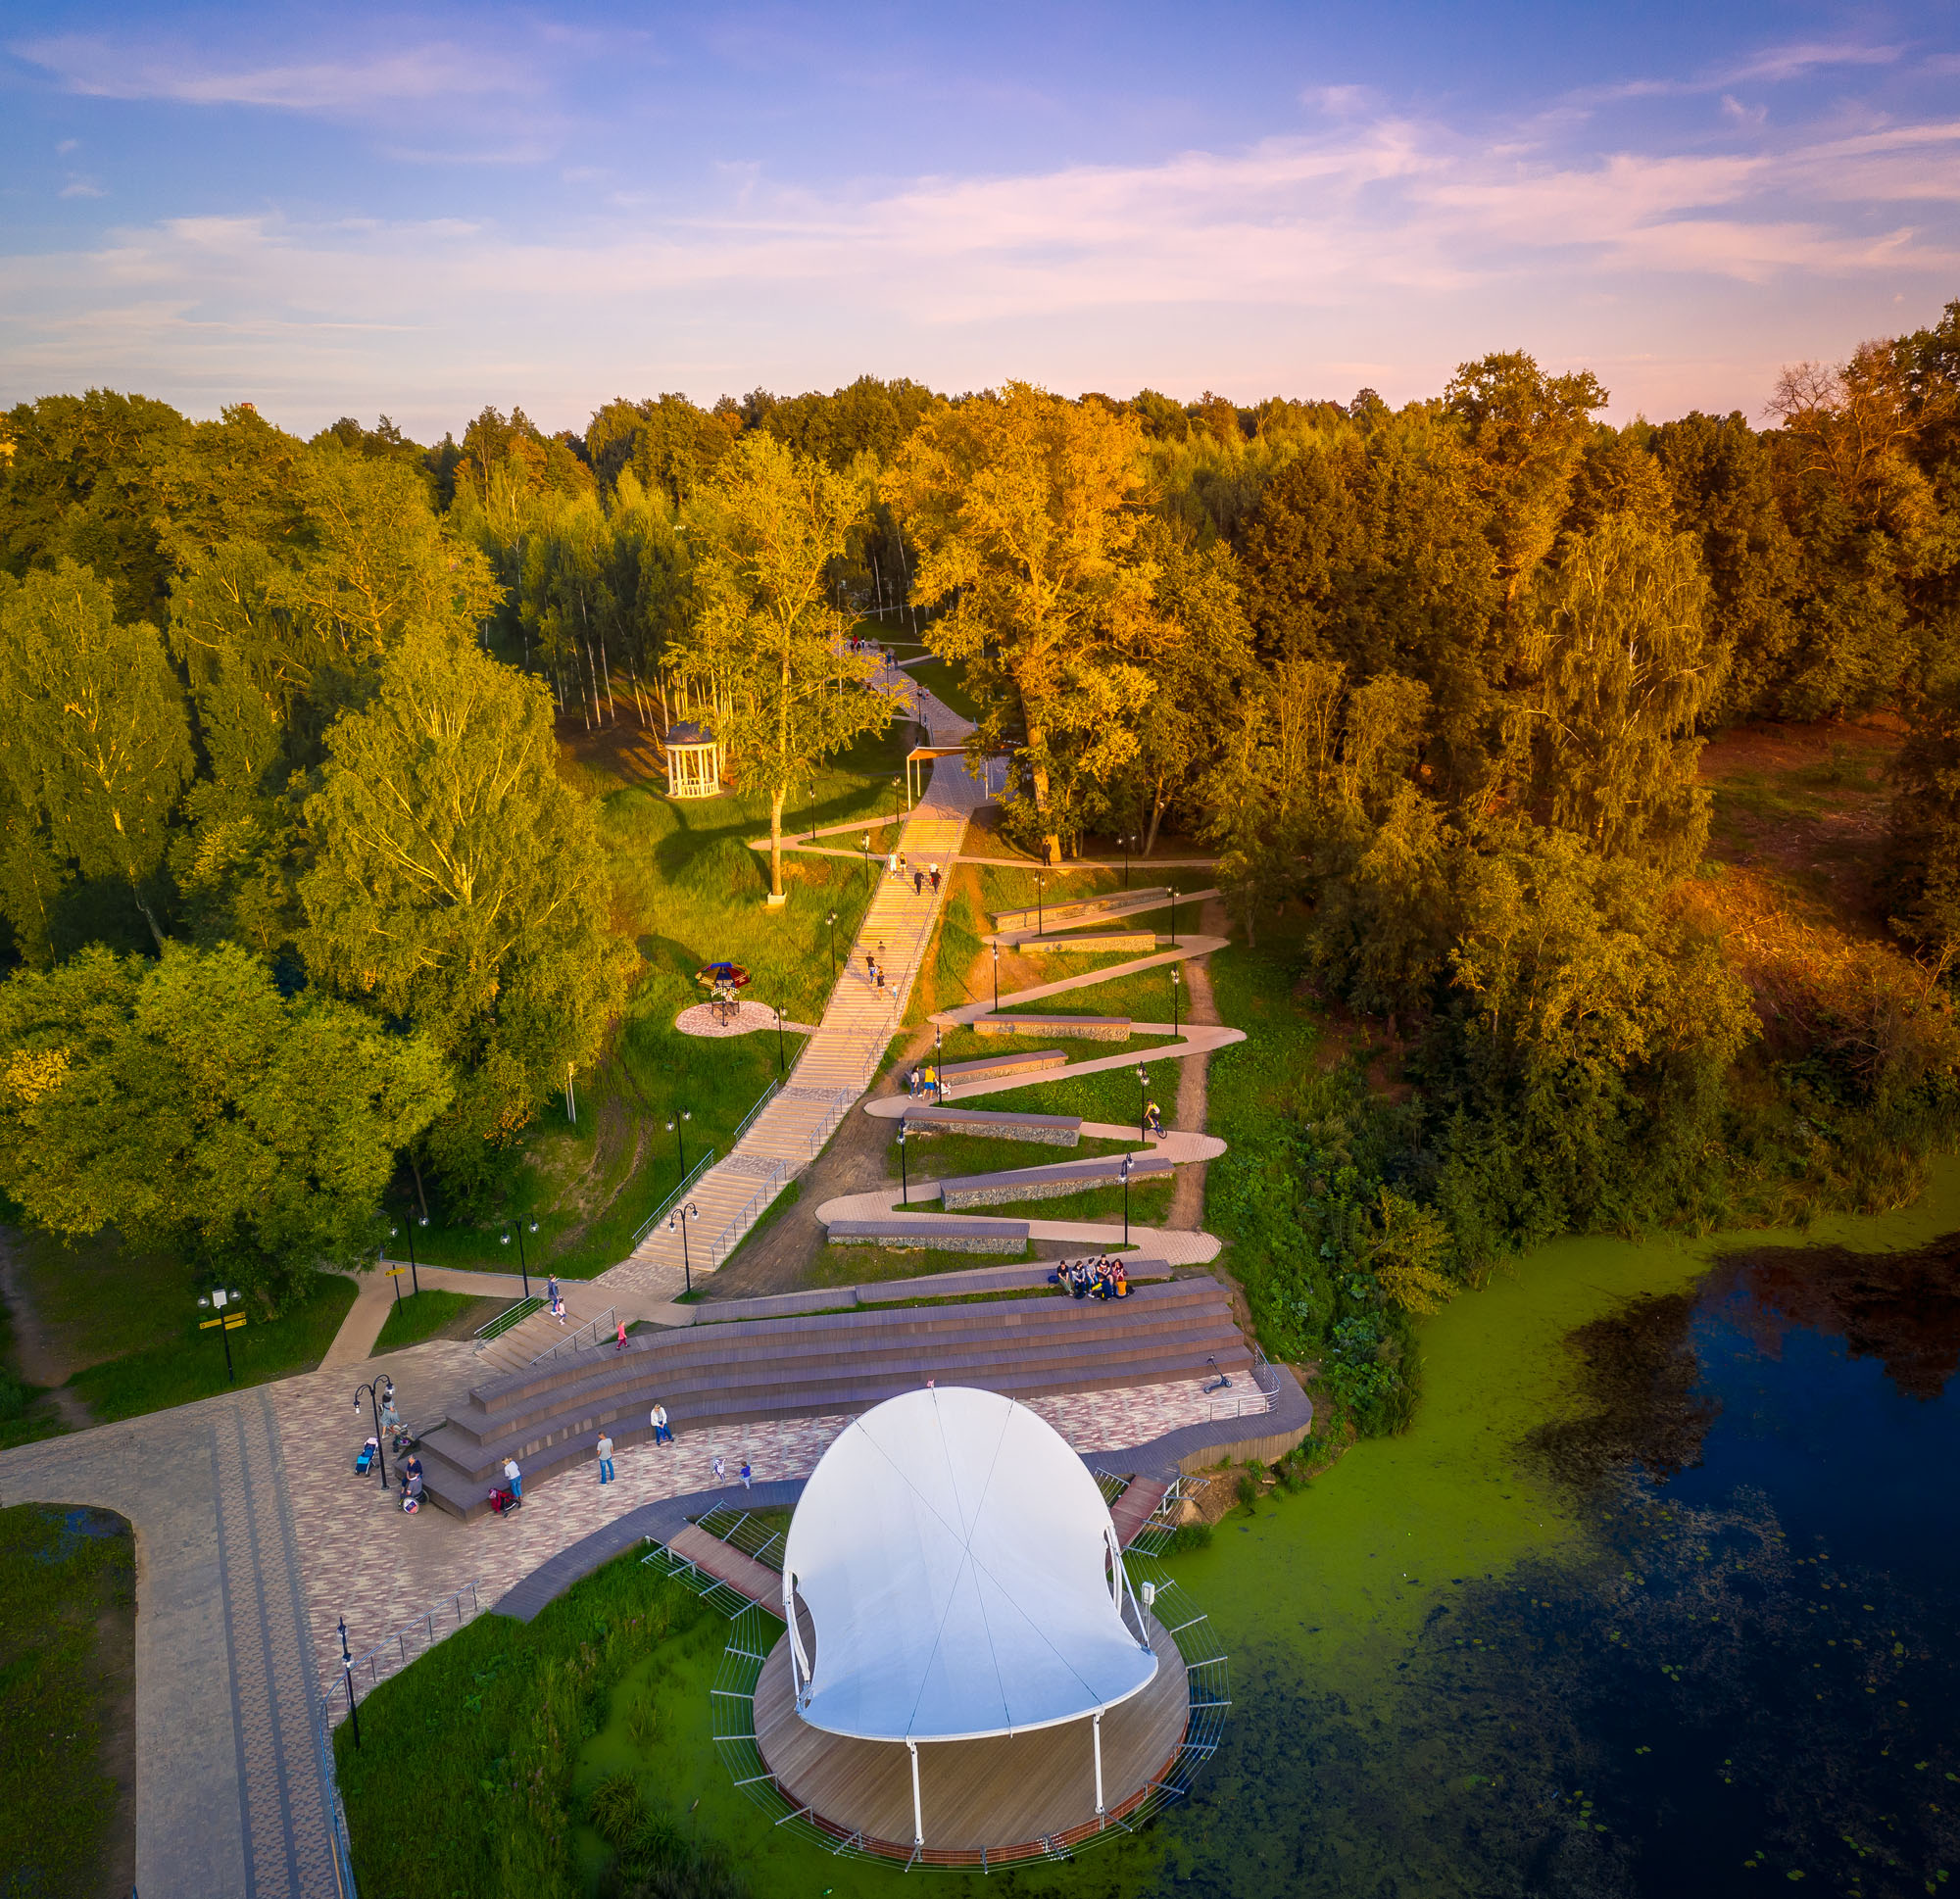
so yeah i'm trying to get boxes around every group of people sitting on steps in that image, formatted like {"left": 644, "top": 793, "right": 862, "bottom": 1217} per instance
{"left": 1050, "top": 1255, "right": 1129, "bottom": 1300}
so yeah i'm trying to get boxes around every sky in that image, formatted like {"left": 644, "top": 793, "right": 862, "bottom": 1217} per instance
{"left": 2, "top": 1, "right": 1957, "bottom": 440}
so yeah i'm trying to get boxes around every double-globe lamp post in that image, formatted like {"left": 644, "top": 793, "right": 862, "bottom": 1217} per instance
{"left": 667, "top": 1109, "right": 692, "bottom": 1182}
{"left": 1137, "top": 1062, "right": 1150, "bottom": 1144}
{"left": 500, "top": 1217, "right": 538, "bottom": 1299}
{"left": 668, "top": 1200, "right": 700, "bottom": 1295}
{"left": 1120, "top": 1153, "right": 1133, "bottom": 1247}
{"left": 352, "top": 1379, "right": 390, "bottom": 1490}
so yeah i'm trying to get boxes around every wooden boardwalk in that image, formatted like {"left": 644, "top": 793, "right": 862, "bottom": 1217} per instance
{"left": 753, "top": 1612, "right": 1188, "bottom": 1858}
{"left": 602, "top": 673, "right": 980, "bottom": 1299}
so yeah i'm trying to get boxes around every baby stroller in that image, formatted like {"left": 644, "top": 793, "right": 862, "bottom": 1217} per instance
{"left": 354, "top": 1436, "right": 378, "bottom": 1477}
{"left": 487, "top": 1485, "right": 521, "bottom": 1516}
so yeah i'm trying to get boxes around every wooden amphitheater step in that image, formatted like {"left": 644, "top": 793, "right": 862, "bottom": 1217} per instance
{"left": 415, "top": 1277, "right": 1249, "bottom": 1518}
{"left": 936, "top": 1152, "right": 1173, "bottom": 1210}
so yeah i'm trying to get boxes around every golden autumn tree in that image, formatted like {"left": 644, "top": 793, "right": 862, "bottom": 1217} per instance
{"left": 883, "top": 383, "right": 1157, "bottom": 861}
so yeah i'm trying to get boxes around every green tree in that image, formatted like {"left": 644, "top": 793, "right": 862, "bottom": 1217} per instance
{"left": 1515, "top": 512, "right": 1720, "bottom": 873}
{"left": 1445, "top": 352, "right": 1608, "bottom": 606}
{"left": 679, "top": 432, "right": 888, "bottom": 898}
{"left": 299, "top": 624, "right": 623, "bottom": 1203}
{"left": 0, "top": 562, "right": 194, "bottom": 955}
{"left": 884, "top": 383, "right": 1158, "bottom": 860}
{"left": 0, "top": 943, "right": 449, "bottom": 1308}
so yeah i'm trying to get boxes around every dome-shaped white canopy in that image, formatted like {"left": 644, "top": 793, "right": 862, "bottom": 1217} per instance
{"left": 781, "top": 1387, "right": 1157, "bottom": 1743}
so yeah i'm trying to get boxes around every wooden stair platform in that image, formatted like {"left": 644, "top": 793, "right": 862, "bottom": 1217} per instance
{"left": 665, "top": 1524, "right": 782, "bottom": 1608}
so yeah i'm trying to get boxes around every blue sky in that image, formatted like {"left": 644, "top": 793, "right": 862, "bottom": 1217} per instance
{"left": 3, "top": 2, "right": 1956, "bottom": 438}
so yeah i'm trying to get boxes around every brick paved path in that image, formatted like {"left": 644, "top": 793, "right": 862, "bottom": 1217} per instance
{"left": 0, "top": 1388, "right": 342, "bottom": 1899}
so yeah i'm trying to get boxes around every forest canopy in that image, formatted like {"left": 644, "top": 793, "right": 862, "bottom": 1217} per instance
{"left": 2, "top": 317, "right": 1959, "bottom": 1350}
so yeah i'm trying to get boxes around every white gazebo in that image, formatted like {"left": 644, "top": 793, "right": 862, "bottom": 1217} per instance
{"left": 662, "top": 719, "right": 723, "bottom": 800}
{"left": 779, "top": 1387, "right": 1158, "bottom": 1850}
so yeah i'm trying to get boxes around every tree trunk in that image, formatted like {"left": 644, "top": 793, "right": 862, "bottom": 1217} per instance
{"left": 409, "top": 1151, "right": 429, "bottom": 1221}
{"left": 1145, "top": 783, "right": 1166, "bottom": 855}
{"left": 1023, "top": 711, "right": 1061, "bottom": 865}
{"left": 130, "top": 884, "right": 167, "bottom": 956}
{"left": 769, "top": 782, "right": 787, "bottom": 898}
{"left": 599, "top": 629, "right": 616, "bottom": 725}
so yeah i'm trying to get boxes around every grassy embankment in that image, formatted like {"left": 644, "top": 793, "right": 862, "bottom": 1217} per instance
{"left": 396, "top": 719, "right": 914, "bottom": 1278}
{"left": 0, "top": 1503, "right": 135, "bottom": 1898}
{"left": 370, "top": 1289, "right": 508, "bottom": 1353}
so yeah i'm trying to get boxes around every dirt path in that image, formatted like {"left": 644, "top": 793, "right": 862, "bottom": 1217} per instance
{"left": 0, "top": 1227, "right": 92, "bottom": 1430}
{"left": 1166, "top": 898, "right": 1227, "bottom": 1233}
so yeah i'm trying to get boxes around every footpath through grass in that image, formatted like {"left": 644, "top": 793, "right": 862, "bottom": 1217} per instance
{"left": 66, "top": 1270, "right": 357, "bottom": 1423}
{"left": 0, "top": 1503, "right": 134, "bottom": 1899}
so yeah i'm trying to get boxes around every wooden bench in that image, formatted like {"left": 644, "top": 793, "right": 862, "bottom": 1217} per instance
{"left": 899, "top": 1106, "right": 1082, "bottom": 1147}
{"left": 973, "top": 1014, "right": 1130, "bottom": 1042}
{"left": 938, "top": 1153, "right": 1174, "bottom": 1210}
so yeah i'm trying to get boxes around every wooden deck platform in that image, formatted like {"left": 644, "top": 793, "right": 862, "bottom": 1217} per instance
{"left": 754, "top": 1612, "right": 1188, "bottom": 1858}
{"left": 664, "top": 1525, "right": 782, "bottom": 1607}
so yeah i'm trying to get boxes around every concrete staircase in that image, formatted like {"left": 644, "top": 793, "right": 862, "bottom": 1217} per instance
{"left": 416, "top": 1274, "right": 1250, "bottom": 1519}
{"left": 601, "top": 678, "right": 983, "bottom": 1299}
{"left": 470, "top": 1282, "right": 619, "bottom": 1379}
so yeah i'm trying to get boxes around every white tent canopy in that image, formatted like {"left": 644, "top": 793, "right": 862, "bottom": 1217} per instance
{"left": 782, "top": 1387, "right": 1157, "bottom": 1744}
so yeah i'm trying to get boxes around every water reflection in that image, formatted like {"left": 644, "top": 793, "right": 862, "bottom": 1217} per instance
{"left": 1152, "top": 1238, "right": 1960, "bottom": 1898}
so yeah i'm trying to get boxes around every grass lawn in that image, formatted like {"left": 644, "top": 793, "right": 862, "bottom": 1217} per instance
{"left": 7, "top": 1222, "right": 192, "bottom": 1377}
{"left": 809, "top": 1241, "right": 1040, "bottom": 1286}
{"left": 998, "top": 960, "right": 1192, "bottom": 1026}
{"left": 370, "top": 1289, "right": 506, "bottom": 1354}
{"left": 0, "top": 1290, "right": 66, "bottom": 1451}
{"left": 66, "top": 1270, "right": 358, "bottom": 1423}
{"left": 971, "top": 1058, "right": 1187, "bottom": 1130}
{"left": 899, "top": 1129, "right": 1137, "bottom": 1179}
{"left": 0, "top": 1503, "right": 135, "bottom": 1899}
{"left": 978, "top": 863, "right": 1125, "bottom": 911}
{"left": 907, "top": 655, "right": 983, "bottom": 723}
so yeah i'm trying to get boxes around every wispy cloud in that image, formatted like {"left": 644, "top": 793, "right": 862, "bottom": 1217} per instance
{"left": 12, "top": 33, "right": 534, "bottom": 113}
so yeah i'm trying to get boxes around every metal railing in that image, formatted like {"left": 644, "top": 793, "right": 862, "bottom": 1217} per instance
{"left": 332, "top": 1581, "right": 481, "bottom": 1716}
{"left": 694, "top": 1504, "right": 786, "bottom": 1573}
{"left": 312, "top": 1690, "right": 361, "bottom": 1896}
{"left": 529, "top": 1305, "right": 617, "bottom": 1366}
{"left": 474, "top": 1296, "right": 542, "bottom": 1343}
{"left": 633, "top": 1146, "right": 718, "bottom": 1248}
{"left": 728, "top": 1078, "right": 781, "bottom": 1147}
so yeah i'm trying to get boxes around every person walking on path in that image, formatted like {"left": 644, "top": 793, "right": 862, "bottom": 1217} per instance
{"left": 887, "top": 850, "right": 900, "bottom": 881}
{"left": 711, "top": 1454, "right": 725, "bottom": 1486}
{"left": 865, "top": 948, "right": 876, "bottom": 982}
{"left": 651, "top": 1403, "right": 672, "bottom": 1445}
{"left": 929, "top": 863, "right": 941, "bottom": 895}
{"left": 740, "top": 1460, "right": 753, "bottom": 1490}
{"left": 596, "top": 1434, "right": 614, "bottom": 1485}
{"left": 875, "top": 962, "right": 886, "bottom": 995}
{"left": 615, "top": 1319, "right": 628, "bottom": 1352}
{"left": 504, "top": 1456, "right": 521, "bottom": 1499}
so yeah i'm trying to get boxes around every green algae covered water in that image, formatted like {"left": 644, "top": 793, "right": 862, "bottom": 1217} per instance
{"left": 579, "top": 1168, "right": 1960, "bottom": 1897}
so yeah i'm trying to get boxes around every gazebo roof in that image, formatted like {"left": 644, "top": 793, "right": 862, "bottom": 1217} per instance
{"left": 665, "top": 720, "right": 713, "bottom": 747}
{"left": 781, "top": 1387, "right": 1156, "bottom": 1744}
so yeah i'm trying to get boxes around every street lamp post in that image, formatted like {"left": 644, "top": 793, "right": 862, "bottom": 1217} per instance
{"left": 1168, "top": 886, "right": 1178, "bottom": 949}
{"left": 892, "top": 776, "right": 903, "bottom": 827}
{"left": 774, "top": 1005, "right": 786, "bottom": 1077}
{"left": 898, "top": 1123, "right": 908, "bottom": 1207}
{"left": 1137, "top": 1062, "right": 1149, "bottom": 1144}
{"left": 338, "top": 1616, "right": 362, "bottom": 1750}
{"left": 827, "top": 910, "right": 839, "bottom": 984}
{"left": 196, "top": 1287, "right": 246, "bottom": 1383}
{"left": 667, "top": 1109, "right": 691, "bottom": 1182}
{"left": 500, "top": 1219, "right": 536, "bottom": 1299}
{"left": 1122, "top": 833, "right": 1132, "bottom": 889}
{"left": 352, "top": 1380, "right": 390, "bottom": 1490}
{"left": 667, "top": 1201, "right": 700, "bottom": 1295}
{"left": 1171, "top": 965, "right": 1181, "bottom": 1036}
{"left": 992, "top": 941, "right": 1000, "bottom": 1014}
{"left": 1119, "top": 1154, "right": 1133, "bottom": 1248}
{"left": 1036, "top": 872, "right": 1046, "bottom": 939}
{"left": 861, "top": 832, "right": 871, "bottom": 883}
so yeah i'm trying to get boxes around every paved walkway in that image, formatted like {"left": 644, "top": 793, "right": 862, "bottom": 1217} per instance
{"left": 602, "top": 673, "right": 983, "bottom": 1299}
{"left": 0, "top": 1391, "right": 343, "bottom": 1899}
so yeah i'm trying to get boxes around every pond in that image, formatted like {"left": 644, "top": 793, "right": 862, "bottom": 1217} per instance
{"left": 576, "top": 1170, "right": 1960, "bottom": 1897}
{"left": 1153, "top": 1170, "right": 1960, "bottom": 1899}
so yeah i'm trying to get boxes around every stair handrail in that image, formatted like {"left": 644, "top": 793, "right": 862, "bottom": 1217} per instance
{"left": 529, "top": 1305, "right": 617, "bottom": 1366}
{"left": 474, "top": 1295, "right": 543, "bottom": 1342}
{"left": 633, "top": 1147, "right": 718, "bottom": 1248}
